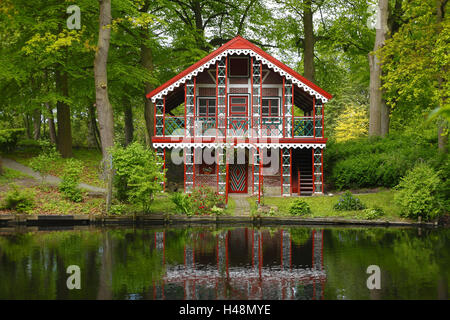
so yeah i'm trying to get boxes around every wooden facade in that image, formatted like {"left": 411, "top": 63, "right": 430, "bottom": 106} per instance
{"left": 146, "top": 36, "right": 332, "bottom": 201}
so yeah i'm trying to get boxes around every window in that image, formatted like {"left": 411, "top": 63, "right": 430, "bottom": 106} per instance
{"left": 198, "top": 98, "right": 216, "bottom": 117}
{"left": 199, "top": 163, "right": 216, "bottom": 175}
{"left": 228, "top": 57, "right": 249, "bottom": 77}
{"left": 262, "top": 98, "right": 280, "bottom": 116}
{"left": 229, "top": 96, "right": 248, "bottom": 115}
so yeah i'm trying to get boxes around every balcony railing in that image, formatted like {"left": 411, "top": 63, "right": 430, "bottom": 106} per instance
{"left": 160, "top": 116, "right": 316, "bottom": 138}
{"left": 293, "top": 117, "right": 314, "bottom": 137}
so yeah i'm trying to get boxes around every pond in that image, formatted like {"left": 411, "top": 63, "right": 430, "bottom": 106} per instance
{"left": 0, "top": 225, "right": 448, "bottom": 300}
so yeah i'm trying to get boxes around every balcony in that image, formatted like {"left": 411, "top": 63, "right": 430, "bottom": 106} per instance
{"left": 159, "top": 116, "right": 318, "bottom": 138}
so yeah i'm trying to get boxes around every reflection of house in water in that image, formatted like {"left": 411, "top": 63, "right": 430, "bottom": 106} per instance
{"left": 151, "top": 229, "right": 325, "bottom": 300}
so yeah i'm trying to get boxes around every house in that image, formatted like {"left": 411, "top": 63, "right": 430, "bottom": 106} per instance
{"left": 146, "top": 36, "right": 332, "bottom": 202}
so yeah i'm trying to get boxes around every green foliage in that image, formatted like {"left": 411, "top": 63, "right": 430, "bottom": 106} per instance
{"left": 111, "top": 142, "right": 164, "bottom": 213}
{"left": 288, "top": 199, "right": 312, "bottom": 216}
{"left": 170, "top": 187, "right": 226, "bottom": 216}
{"left": 109, "top": 204, "right": 127, "bottom": 216}
{"left": 59, "top": 159, "right": 83, "bottom": 203}
{"left": 333, "top": 191, "right": 366, "bottom": 211}
{"left": 190, "top": 187, "right": 226, "bottom": 215}
{"left": 28, "top": 141, "right": 60, "bottom": 183}
{"left": 361, "top": 207, "right": 385, "bottom": 220}
{"left": 0, "top": 128, "right": 24, "bottom": 152}
{"left": 394, "top": 163, "right": 444, "bottom": 221}
{"left": 170, "top": 192, "right": 193, "bottom": 216}
{"left": 1, "top": 184, "right": 35, "bottom": 213}
{"left": 325, "top": 132, "right": 440, "bottom": 190}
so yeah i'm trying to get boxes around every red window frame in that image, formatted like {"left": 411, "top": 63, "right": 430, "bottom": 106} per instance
{"left": 262, "top": 98, "right": 280, "bottom": 116}
{"left": 197, "top": 97, "right": 216, "bottom": 117}
{"left": 229, "top": 95, "right": 248, "bottom": 115}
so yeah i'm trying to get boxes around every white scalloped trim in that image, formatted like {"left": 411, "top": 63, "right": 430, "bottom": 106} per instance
{"left": 153, "top": 142, "right": 326, "bottom": 149}
{"left": 150, "top": 49, "right": 329, "bottom": 103}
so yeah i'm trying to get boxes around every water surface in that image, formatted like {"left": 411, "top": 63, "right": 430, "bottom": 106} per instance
{"left": 0, "top": 225, "right": 448, "bottom": 300}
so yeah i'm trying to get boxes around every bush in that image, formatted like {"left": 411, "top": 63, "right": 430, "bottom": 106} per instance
{"left": 29, "top": 141, "right": 60, "bottom": 183}
{"left": 361, "top": 207, "right": 385, "bottom": 220}
{"left": 59, "top": 159, "right": 83, "bottom": 202}
{"left": 190, "top": 187, "right": 226, "bottom": 215}
{"left": 1, "top": 184, "right": 35, "bottom": 213}
{"left": 170, "top": 192, "right": 192, "bottom": 216}
{"left": 0, "top": 128, "right": 24, "bottom": 152}
{"left": 169, "top": 187, "right": 226, "bottom": 216}
{"left": 333, "top": 191, "right": 366, "bottom": 211}
{"left": 324, "top": 133, "right": 439, "bottom": 190}
{"left": 111, "top": 142, "right": 165, "bottom": 213}
{"left": 288, "top": 199, "right": 311, "bottom": 216}
{"left": 394, "top": 163, "right": 444, "bottom": 221}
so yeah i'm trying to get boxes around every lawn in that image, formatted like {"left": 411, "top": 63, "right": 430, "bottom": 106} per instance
{"left": 4, "top": 146, "right": 105, "bottom": 188}
{"left": 0, "top": 184, "right": 105, "bottom": 215}
{"left": 247, "top": 189, "right": 408, "bottom": 221}
{"left": 0, "top": 167, "right": 30, "bottom": 184}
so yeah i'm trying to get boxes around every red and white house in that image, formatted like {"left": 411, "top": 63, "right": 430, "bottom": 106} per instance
{"left": 146, "top": 36, "right": 332, "bottom": 202}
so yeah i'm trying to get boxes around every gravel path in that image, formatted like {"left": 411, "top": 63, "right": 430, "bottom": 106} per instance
{"left": 2, "top": 157, "right": 105, "bottom": 193}
{"left": 230, "top": 194, "right": 251, "bottom": 216}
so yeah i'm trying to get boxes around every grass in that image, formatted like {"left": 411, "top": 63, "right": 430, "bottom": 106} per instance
{"left": 247, "top": 189, "right": 408, "bottom": 221}
{"left": 4, "top": 146, "right": 105, "bottom": 188}
{"left": 0, "top": 184, "right": 104, "bottom": 215}
{"left": 0, "top": 167, "right": 30, "bottom": 184}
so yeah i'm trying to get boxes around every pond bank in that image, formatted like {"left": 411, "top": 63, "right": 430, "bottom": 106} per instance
{"left": 0, "top": 213, "right": 440, "bottom": 228}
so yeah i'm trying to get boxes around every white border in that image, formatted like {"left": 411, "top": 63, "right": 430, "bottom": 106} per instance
{"left": 150, "top": 49, "right": 329, "bottom": 103}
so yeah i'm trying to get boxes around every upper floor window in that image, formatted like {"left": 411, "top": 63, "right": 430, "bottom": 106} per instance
{"left": 262, "top": 98, "right": 280, "bottom": 116}
{"left": 228, "top": 57, "right": 249, "bottom": 77}
{"left": 198, "top": 97, "right": 216, "bottom": 117}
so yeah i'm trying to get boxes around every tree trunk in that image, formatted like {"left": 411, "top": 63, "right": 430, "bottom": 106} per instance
{"left": 123, "top": 99, "right": 134, "bottom": 146}
{"left": 55, "top": 69, "right": 73, "bottom": 157}
{"left": 0, "top": 155, "right": 3, "bottom": 175}
{"left": 23, "top": 114, "right": 32, "bottom": 139}
{"left": 94, "top": 0, "right": 114, "bottom": 212}
{"left": 437, "top": 0, "right": 448, "bottom": 153}
{"left": 141, "top": 30, "right": 154, "bottom": 148}
{"left": 87, "top": 104, "right": 101, "bottom": 150}
{"left": 303, "top": 0, "right": 315, "bottom": 83}
{"left": 45, "top": 103, "right": 58, "bottom": 145}
{"left": 32, "top": 108, "right": 41, "bottom": 140}
{"left": 369, "top": 0, "right": 389, "bottom": 137}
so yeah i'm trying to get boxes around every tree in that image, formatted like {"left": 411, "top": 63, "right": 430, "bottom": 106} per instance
{"left": 94, "top": 0, "right": 115, "bottom": 211}
{"left": 368, "top": 0, "right": 389, "bottom": 137}
{"left": 381, "top": 0, "right": 449, "bottom": 152}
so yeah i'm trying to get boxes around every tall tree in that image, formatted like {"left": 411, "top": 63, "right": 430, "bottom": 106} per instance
{"left": 94, "top": 0, "right": 115, "bottom": 211}
{"left": 369, "top": 0, "right": 388, "bottom": 137}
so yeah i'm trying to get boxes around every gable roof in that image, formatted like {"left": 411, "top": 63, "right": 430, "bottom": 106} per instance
{"left": 146, "top": 36, "right": 332, "bottom": 103}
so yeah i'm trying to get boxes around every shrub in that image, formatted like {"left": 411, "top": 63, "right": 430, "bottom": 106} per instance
{"left": 170, "top": 187, "right": 226, "bottom": 216}
{"left": 111, "top": 142, "right": 165, "bottom": 213}
{"left": 170, "top": 192, "right": 192, "bottom": 216}
{"left": 333, "top": 191, "right": 366, "bottom": 211}
{"left": 109, "top": 204, "right": 127, "bottom": 215}
{"left": 394, "top": 163, "right": 443, "bottom": 221}
{"left": 324, "top": 133, "right": 439, "bottom": 190}
{"left": 0, "top": 128, "right": 24, "bottom": 152}
{"left": 1, "top": 184, "right": 35, "bottom": 213}
{"left": 59, "top": 159, "right": 83, "bottom": 202}
{"left": 29, "top": 141, "right": 60, "bottom": 183}
{"left": 289, "top": 199, "right": 311, "bottom": 216}
{"left": 361, "top": 207, "right": 385, "bottom": 220}
{"left": 190, "top": 186, "right": 226, "bottom": 215}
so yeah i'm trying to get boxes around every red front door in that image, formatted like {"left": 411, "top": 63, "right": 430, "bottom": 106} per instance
{"left": 229, "top": 164, "right": 248, "bottom": 193}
